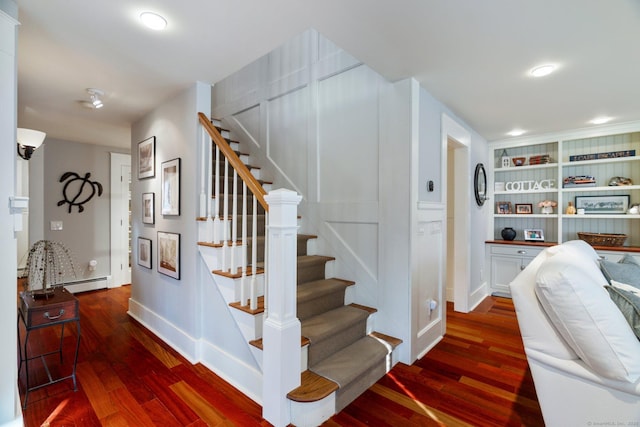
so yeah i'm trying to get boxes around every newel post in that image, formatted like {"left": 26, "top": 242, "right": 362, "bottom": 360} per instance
{"left": 262, "top": 188, "right": 302, "bottom": 427}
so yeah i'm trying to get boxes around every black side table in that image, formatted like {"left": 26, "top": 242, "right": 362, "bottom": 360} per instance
{"left": 17, "top": 287, "right": 81, "bottom": 408}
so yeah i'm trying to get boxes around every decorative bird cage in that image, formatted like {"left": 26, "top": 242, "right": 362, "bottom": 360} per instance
{"left": 21, "top": 240, "right": 77, "bottom": 299}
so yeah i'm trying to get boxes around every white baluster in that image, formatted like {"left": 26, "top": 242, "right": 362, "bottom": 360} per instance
{"left": 222, "top": 158, "right": 229, "bottom": 271}
{"left": 231, "top": 170, "right": 238, "bottom": 273}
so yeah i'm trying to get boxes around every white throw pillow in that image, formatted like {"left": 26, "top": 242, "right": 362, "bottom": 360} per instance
{"left": 535, "top": 251, "right": 640, "bottom": 382}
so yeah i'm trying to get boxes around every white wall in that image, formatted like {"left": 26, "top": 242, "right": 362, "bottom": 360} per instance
{"left": 28, "top": 139, "right": 130, "bottom": 283}
{"left": 0, "top": 1, "right": 22, "bottom": 425}
{"left": 130, "top": 82, "right": 207, "bottom": 360}
{"left": 211, "top": 29, "right": 492, "bottom": 363}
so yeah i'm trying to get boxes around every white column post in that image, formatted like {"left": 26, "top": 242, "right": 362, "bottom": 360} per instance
{"left": 262, "top": 188, "right": 302, "bottom": 427}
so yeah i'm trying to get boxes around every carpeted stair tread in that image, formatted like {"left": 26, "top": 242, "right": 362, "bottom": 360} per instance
{"left": 302, "top": 305, "right": 368, "bottom": 344}
{"left": 310, "top": 336, "right": 390, "bottom": 388}
{"left": 297, "top": 278, "right": 354, "bottom": 302}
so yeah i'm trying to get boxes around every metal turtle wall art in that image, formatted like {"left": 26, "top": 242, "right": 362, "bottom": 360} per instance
{"left": 57, "top": 171, "right": 103, "bottom": 213}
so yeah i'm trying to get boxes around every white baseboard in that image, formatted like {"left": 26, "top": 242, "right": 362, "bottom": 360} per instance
{"left": 198, "top": 340, "right": 263, "bottom": 405}
{"left": 127, "top": 298, "right": 198, "bottom": 364}
{"left": 64, "top": 277, "right": 108, "bottom": 294}
{"left": 468, "top": 281, "right": 489, "bottom": 311}
{"left": 127, "top": 297, "right": 264, "bottom": 406}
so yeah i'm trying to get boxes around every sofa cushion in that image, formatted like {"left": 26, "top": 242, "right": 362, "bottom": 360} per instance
{"left": 600, "top": 256, "right": 640, "bottom": 287}
{"left": 535, "top": 251, "right": 640, "bottom": 382}
{"left": 606, "top": 280, "right": 640, "bottom": 340}
{"left": 510, "top": 247, "right": 578, "bottom": 360}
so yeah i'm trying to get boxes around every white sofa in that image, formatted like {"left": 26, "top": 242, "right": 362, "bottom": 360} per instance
{"left": 510, "top": 240, "right": 640, "bottom": 426}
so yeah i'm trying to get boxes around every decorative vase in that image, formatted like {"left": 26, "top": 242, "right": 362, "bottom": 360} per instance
{"left": 501, "top": 227, "right": 517, "bottom": 241}
{"left": 541, "top": 206, "right": 554, "bottom": 214}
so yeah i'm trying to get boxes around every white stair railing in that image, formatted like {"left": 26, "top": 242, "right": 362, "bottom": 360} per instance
{"left": 198, "top": 113, "right": 270, "bottom": 309}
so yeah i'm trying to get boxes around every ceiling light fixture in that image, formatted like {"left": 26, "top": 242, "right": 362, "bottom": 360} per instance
{"left": 86, "top": 88, "right": 104, "bottom": 109}
{"left": 589, "top": 116, "right": 612, "bottom": 125}
{"left": 17, "top": 128, "right": 46, "bottom": 160}
{"left": 140, "top": 11, "right": 167, "bottom": 30}
{"left": 529, "top": 64, "right": 557, "bottom": 78}
{"left": 508, "top": 129, "right": 526, "bottom": 137}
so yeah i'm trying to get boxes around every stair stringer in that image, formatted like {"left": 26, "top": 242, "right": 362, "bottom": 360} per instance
{"left": 197, "top": 245, "right": 265, "bottom": 371}
{"left": 195, "top": 255, "right": 264, "bottom": 405}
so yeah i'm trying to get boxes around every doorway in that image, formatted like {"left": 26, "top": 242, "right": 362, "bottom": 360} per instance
{"left": 442, "top": 114, "right": 471, "bottom": 313}
{"left": 110, "top": 153, "right": 131, "bottom": 287}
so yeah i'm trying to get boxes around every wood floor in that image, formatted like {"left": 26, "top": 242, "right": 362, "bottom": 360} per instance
{"left": 18, "top": 286, "right": 544, "bottom": 426}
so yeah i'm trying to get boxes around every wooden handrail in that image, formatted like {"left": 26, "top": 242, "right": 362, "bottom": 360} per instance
{"left": 198, "top": 112, "right": 268, "bottom": 212}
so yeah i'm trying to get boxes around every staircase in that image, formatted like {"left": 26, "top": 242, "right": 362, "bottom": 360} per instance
{"left": 196, "top": 114, "right": 401, "bottom": 426}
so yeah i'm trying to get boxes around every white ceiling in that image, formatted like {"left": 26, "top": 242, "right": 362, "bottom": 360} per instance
{"left": 16, "top": 0, "right": 640, "bottom": 149}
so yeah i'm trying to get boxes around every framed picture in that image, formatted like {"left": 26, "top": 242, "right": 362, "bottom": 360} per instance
{"left": 515, "top": 203, "right": 533, "bottom": 214}
{"left": 496, "top": 201, "right": 513, "bottom": 214}
{"left": 161, "top": 158, "right": 181, "bottom": 216}
{"left": 137, "top": 237, "right": 152, "bottom": 269}
{"left": 138, "top": 136, "right": 155, "bottom": 179}
{"left": 575, "top": 195, "right": 630, "bottom": 214}
{"left": 142, "top": 192, "right": 155, "bottom": 224}
{"left": 158, "top": 231, "right": 180, "bottom": 279}
{"left": 524, "top": 229, "right": 545, "bottom": 242}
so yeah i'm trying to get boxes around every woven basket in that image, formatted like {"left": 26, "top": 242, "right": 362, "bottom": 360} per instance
{"left": 577, "top": 232, "right": 627, "bottom": 247}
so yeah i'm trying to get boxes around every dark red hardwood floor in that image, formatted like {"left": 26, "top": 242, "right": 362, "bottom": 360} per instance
{"left": 18, "top": 286, "right": 543, "bottom": 426}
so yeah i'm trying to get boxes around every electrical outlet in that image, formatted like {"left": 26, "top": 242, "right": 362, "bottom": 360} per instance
{"left": 50, "top": 220, "right": 63, "bottom": 231}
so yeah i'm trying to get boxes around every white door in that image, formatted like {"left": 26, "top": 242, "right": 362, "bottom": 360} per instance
{"left": 110, "top": 153, "right": 131, "bottom": 287}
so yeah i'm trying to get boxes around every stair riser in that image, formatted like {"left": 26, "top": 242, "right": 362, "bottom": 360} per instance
{"left": 335, "top": 361, "right": 387, "bottom": 413}
{"left": 298, "top": 293, "right": 345, "bottom": 321}
{"left": 297, "top": 262, "right": 330, "bottom": 285}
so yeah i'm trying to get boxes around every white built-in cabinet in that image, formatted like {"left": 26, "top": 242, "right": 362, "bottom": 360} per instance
{"left": 486, "top": 123, "right": 640, "bottom": 295}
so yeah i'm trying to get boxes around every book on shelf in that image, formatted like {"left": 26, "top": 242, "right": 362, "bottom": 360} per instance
{"left": 569, "top": 150, "right": 635, "bottom": 162}
{"left": 528, "top": 154, "right": 551, "bottom": 165}
{"left": 563, "top": 175, "right": 596, "bottom": 188}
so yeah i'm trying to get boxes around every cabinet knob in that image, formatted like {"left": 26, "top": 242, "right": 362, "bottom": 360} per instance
{"left": 517, "top": 250, "right": 527, "bottom": 255}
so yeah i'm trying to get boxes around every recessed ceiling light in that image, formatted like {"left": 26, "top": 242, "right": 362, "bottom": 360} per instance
{"left": 508, "top": 129, "right": 526, "bottom": 137}
{"left": 140, "top": 11, "right": 167, "bottom": 30}
{"left": 529, "top": 64, "right": 556, "bottom": 78}
{"left": 589, "top": 116, "right": 612, "bottom": 125}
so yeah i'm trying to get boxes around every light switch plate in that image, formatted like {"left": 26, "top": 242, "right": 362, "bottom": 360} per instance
{"left": 50, "top": 220, "right": 63, "bottom": 231}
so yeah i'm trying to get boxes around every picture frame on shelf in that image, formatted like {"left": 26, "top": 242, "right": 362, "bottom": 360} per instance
{"left": 496, "top": 201, "right": 512, "bottom": 214}
{"left": 524, "top": 229, "right": 544, "bottom": 242}
{"left": 575, "top": 195, "right": 630, "bottom": 214}
{"left": 158, "top": 231, "right": 180, "bottom": 279}
{"left": 142, "top": 192, "right": 154, "bottom": 224}
{"left": 161, "top": 158, "right": 181, "bottom": 216}
{"left": 515, "top": 203, "right": 533, "bottom": 214}
{"left": 138, "top": 136, "right": 155, "bottom": 179}
{"left": 137, "top": 237, "right": 152, "bottom": 269}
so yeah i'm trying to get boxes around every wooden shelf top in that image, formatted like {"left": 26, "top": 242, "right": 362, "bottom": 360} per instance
{"left": 486, "top": 240, "right": 640, "bottom": 253}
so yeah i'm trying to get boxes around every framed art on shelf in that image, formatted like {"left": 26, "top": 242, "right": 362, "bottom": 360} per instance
{"left": 137, "top": 237, "right": 152, "bottom": 269}
{"left": 575, "top": 195, "right": 630, "bottom": 214}
{"left": 524, "top": 229, "right": 544, "bottom": 242}
{"left": 158, "top": 231, "right": 180, "bottom": 279}
{"left": 161, "top": 158, "right": 181, "bottom": 216}
{"left": 515, "top": 203, "right": 533, "bottom": 214}
{"left": 142, "top": 192, "right": 155, "bottom": 224}
{"left": 138, "top": 136, "right": 155, "bottom": 179}
{"left": 496, "top": 201, "right": 512, "bottom": 214}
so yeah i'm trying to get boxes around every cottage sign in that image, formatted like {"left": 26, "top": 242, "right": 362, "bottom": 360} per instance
{"left": 504, "top": 179, "right": 555, "bottom": 192}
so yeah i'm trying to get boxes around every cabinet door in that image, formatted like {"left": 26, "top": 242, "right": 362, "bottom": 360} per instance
{"left": 491, "top": 255, "right": 523, "bottom": 295}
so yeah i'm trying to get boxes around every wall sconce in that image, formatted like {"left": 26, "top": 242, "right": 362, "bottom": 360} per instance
{"left": 17, "top": 128, "right": 46, "bottom": 160}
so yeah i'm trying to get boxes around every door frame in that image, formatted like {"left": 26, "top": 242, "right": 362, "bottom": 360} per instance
{"left": 441, "top": 114, "right": 471, "bottom": 312}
